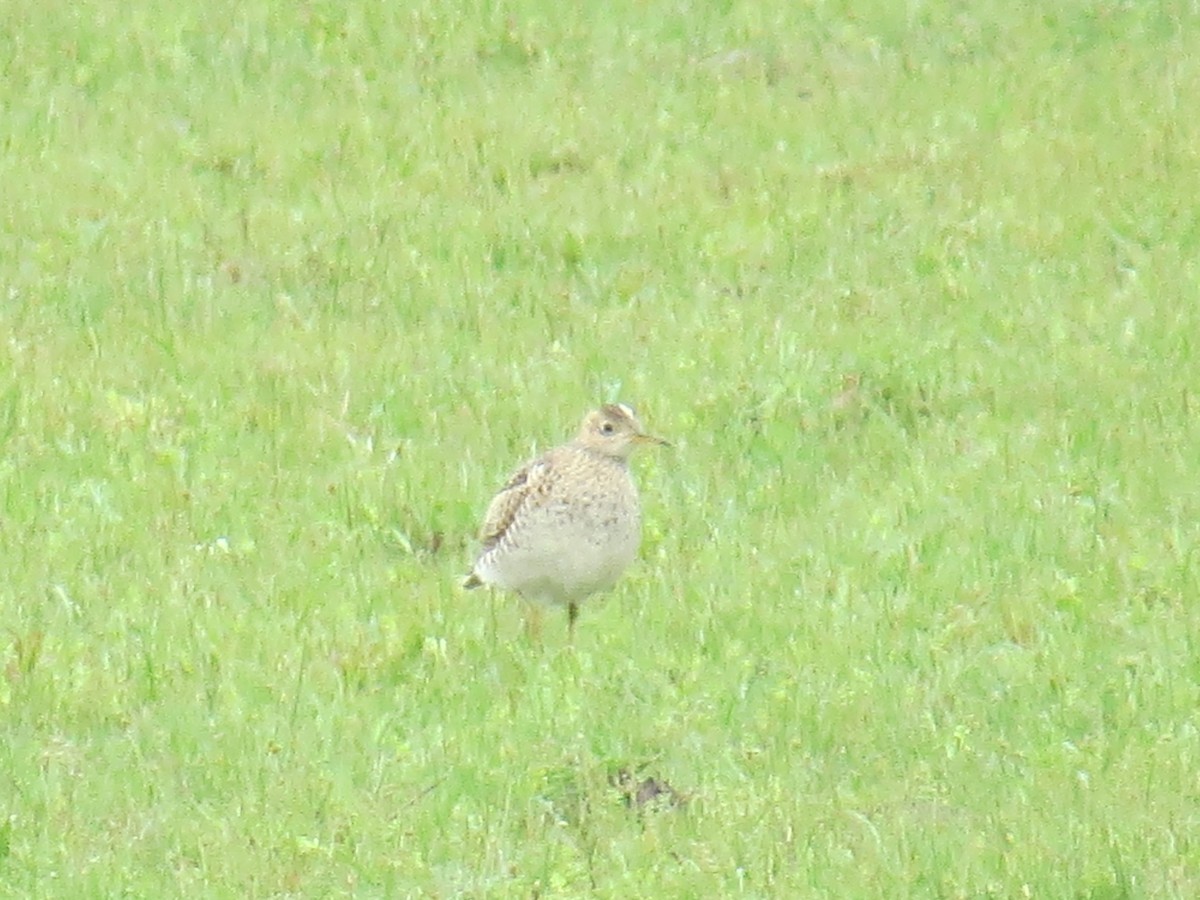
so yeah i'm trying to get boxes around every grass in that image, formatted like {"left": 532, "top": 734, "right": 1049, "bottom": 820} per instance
{"left": 3, "top": 0, "right": 1200, "bottom": 895}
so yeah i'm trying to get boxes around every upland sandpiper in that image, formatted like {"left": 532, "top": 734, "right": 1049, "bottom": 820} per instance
{"left": 463, "top": 403, "right": 667, "bottom": 637}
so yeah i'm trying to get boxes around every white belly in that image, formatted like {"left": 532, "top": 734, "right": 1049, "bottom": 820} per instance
{"left": 477, "top": 498, "right": 642, "bottom": 607}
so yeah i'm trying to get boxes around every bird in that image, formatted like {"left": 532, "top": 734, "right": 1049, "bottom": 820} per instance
{"left": 463, "top": 403, "right": 667, "bottom": 638}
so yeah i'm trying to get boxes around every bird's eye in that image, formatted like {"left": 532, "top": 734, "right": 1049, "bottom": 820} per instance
{"left": 600, "top": 422, "right": 616, "bottom": 435}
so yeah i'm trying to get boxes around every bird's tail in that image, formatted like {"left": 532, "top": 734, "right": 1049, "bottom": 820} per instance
{"left": 462, "top": 572, "right": 483, "bottom": 589}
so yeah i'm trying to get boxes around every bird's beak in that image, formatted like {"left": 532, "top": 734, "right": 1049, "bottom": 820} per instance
{"left": 635, "top": 432, "right": 671, "bottom": 447}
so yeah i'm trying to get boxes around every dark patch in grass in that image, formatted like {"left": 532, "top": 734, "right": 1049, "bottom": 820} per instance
{"left": 609, "top": 768, "right": 687, "bottom": 813}
{"left": 528, "top": 149, "right": 589, "bottom": 180}
{"left": 194, "top": 152, "right": 264, "bottom": 181}
{"left": 820, "top": 370, "right": 951, "bottom": 435}
{"left": 390, "top": 504, "right": 448, "bottom": 557}
{"left": 476, "top": 21, "right": 542, "bottom": 69}
{"left": 331, "top": 631, "right": 424, "bottom": 693}
{"left": 5, "top": 629, "right": 44, "bottom": 684}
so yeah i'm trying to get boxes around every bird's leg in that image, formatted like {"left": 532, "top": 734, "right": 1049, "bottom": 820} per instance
{"left": 524, "top": 603, "right": 544, "bottom": 643}
{"left": 568, "top": 603, "right": 579, "bottom": 642}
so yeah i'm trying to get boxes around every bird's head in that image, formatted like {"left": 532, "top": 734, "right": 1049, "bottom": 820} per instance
{"left": 576, "top": 403, "right": 668, "bottom": 460}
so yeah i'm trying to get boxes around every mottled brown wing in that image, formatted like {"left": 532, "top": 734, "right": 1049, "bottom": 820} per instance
{"left": 477, "top": 456, "right": 550, "bottom": 552}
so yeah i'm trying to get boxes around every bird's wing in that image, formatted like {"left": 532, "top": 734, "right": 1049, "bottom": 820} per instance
{"left": 477, "top": 455, "right": 552, "bottom": 552}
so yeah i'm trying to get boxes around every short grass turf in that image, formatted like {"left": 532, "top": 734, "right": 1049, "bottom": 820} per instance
{"left": 3, "top": 0, "right": 1200, "bottom": 896}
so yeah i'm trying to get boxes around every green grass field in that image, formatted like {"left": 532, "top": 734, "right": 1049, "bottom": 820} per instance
{"left": 4, "top": 1, "right": 1200, "bottom": 895}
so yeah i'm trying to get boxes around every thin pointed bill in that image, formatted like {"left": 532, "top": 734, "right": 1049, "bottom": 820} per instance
{"left": 634, "top": 432, "right": 671, "bottom": 447}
